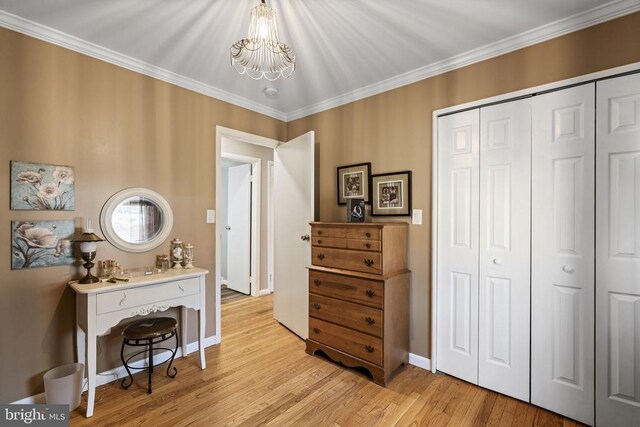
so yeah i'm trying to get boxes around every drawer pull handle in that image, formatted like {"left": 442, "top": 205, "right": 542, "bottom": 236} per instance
{"left": 364, "top": 259, "right": 374, "bottom": 267}
{"left": 366, "top": 290, "right": 376, "bottom": 298}
{"left": 313, "top": 303, "right": 321, "bottom": 310}
{"left": 365, "top": 317, "right": 375, "bottom": 325}
{"left": 179, "top": 285, "right": 185, "bottom": 292}
{"left": 365, "top": 243, "right": 371, "bottom": 248}
{"left": 317, "top": 253, "right": 325, "bottom": 260}
{"left": 365, "top": 345, "right": 375, "bottom": 353}
{"left": 119, "top": 293, "right": 127, "bottom": 306}
{"left": 314, "top": 279, "right": 321, "bottom": 286}
{"left": 313, "top": 328, "right": 321, "bottom": 334}
{"left": 365, "top": 232, "right": 371, "bottom": 238}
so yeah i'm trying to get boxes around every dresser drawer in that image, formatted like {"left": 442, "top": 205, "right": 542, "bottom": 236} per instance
{"left": 96, "top": 278, "right": 199, "bottom": 315}
{"left": 346, "top": 239, "right": 381, "bottom": 252}
{"left": 309, "top": 270, "right": 383, "bottom": 308}
{"left": 345, "top": 227, "right": 381, "bottom": 241}
{"left": 309, "top": 294, "right": 383, "bottom": 337}
{"left": 312, "top": 247, "right": 381, "bottom": 274}
{"left": 312, "top": 226, "right": 346, "bottom": 238}
{"left": 312, "top": 236, "right": 347, "bottom": 249}
{"left": 309, "top": 318, "right": 382, "bottom": 366}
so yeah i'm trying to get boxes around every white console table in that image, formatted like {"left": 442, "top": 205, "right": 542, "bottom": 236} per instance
{"left": 70, "top": 268, "right": 208, "bottom": 417}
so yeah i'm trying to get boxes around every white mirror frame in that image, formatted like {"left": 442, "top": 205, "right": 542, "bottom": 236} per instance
{"left": 100, "top": 187, "right": 174, "bottom": 253}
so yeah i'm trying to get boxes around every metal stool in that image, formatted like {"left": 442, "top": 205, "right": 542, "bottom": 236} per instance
{"left": 120, "top": 317, "right": 178, "bottom": 394}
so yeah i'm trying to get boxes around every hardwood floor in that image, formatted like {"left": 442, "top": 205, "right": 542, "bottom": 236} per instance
{"left": 221, "top": 284, "right": 251, "bottom": 305}
{"left": 70, "top": 295, "right": 580, "bottom": 426}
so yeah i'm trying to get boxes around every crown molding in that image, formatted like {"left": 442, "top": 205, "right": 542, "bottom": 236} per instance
{"left": 0, "top": 10, "right": 288, "bottom": 122}
{"left": 285, "top": 0, "right": 640, "bottom": 121}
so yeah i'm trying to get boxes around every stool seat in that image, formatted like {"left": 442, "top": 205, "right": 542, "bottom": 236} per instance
{"left": 123, "top": 317, "right": 177, "bottom": 340}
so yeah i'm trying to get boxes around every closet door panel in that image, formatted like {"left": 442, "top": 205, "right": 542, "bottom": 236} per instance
{"left": 596, "top": 73, "right": 640, "bottom": 427}
{"left": 478, "top": 100, "right": 531, "bottom": 402}
{"left": 436, "top": 110, "right": 480, "bottom": 384}
{"left": 531, "top": 84, "right": 595, "bottom": 425}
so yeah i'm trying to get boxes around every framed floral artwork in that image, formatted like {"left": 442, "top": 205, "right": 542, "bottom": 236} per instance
{"left": 11, "top": 220, "right": 75, "bottom": 269}
{"left": 10, "top": 161, "right": 75, "bottom": 210}
{"left": 336, "top": 162, "right": 371, "bottom": 205}
{"left": 371, "top": 171, "right": 412, "bottom": 216}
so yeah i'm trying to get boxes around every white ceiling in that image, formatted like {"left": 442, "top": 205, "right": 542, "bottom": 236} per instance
{"left": 0, "top": 0, "right": 638, "bottom": 121}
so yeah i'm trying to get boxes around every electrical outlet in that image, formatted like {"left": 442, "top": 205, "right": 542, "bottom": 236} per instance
{"left": 206, "top": 210, "right": 216, "bottom": 223}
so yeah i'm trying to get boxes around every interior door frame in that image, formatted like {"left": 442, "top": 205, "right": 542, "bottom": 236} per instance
{"left": 430, "top": 61, "right": 640, "bottom": 374}
{"left": 222, "top": 153, "right": 261, "bottom": 296}
{"left": 215, "top": 126, "right": 279, "bottom": 341}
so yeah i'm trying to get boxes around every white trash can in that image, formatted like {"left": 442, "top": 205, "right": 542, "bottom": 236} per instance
{"left": 43, "top": 363, "right": 84, "bottom": 411}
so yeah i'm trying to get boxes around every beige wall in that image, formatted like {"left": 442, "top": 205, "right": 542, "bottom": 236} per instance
{"left": 287, "top": 12, "right": 640, "bottom": 360}
{"left": 0, "top": 27, "right": 285, "bottom": 402}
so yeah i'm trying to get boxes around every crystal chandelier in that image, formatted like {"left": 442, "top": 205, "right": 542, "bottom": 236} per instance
{"left": 230, "top": 0, "right": 295, "bottom": 81}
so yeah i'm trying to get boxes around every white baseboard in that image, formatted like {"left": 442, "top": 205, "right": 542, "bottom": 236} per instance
{"left": 11, "top": 336, "right": 219, "bottom": 404}
{"left": 221, "top": 279, "right": 228, "bottom": 286}
{"left": 408, "top": 353, "right": 431, "bottom": 371}
{"left": 258, "top": 289, "right": 272, "bottom": 296}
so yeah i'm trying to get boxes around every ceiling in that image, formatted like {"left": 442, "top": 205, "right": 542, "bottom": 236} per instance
{"left": 0, "top": 0, "right": 637, "bottom": 121}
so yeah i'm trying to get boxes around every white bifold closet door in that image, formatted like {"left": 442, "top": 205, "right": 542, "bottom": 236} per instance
{"left": 531, "top": 84, "right": 595, "bottom": 425}
{"left": 478, "top": 100, "right": 531, "bottom": 402}
{"left": 596, "top": 73, "right": 640, "bottom": 427}
{"left": 436, "top": 109, "right": 480, "bottom": 384}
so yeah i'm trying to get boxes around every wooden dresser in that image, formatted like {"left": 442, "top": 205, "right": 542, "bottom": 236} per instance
{"left": 305, "top": 222, "right": 409, "bottom": 385}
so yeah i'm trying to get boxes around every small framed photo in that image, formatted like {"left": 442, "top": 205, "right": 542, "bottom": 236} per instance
{"left": 337, "top": 162, "right": 371, "bottom": 205}
{"left": 371, "top": 171, "right": 412, "bottom": 216}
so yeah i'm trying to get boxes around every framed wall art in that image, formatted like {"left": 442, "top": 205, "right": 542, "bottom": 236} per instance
{"left": 336, "top": 162, "right": 371, "bottom": 205}
{"left": 11, "top": 220, "right": 75, "bottom": 269}
{"left": 10, "top": 161, "right": 75, "bottom": 210}
{"left": 371, "top": 171, "right": 412, "bottom": 216}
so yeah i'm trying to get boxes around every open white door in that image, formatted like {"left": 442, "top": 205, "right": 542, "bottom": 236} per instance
{"left": 226, "top": 163, "right": 251, "bottom": 295}
{"left": 273, "top": 131, "right": 315, "bottom": 339}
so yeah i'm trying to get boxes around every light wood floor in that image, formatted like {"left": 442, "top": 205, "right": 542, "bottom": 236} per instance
{"left": 70, "top": 295, "right": 581, "bottom": 426}
{"left": 221, "top": 284, "right": 251, "bottom": 305}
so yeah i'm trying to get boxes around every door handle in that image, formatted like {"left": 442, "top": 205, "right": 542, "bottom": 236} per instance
{"left": 301, "top": 234, "right": 310, "bottom": 241}
{"left": 562, "top": 265, "right": 575, "bottom": 274}
{"left": 492, "top": 258, "right": 502, "bottom": 266}
{"left": 225, "top": 225, "right": 231, "bottom": 231}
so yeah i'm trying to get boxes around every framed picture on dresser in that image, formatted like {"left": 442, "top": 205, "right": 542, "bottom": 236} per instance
{"left": 336, "top": 162, "right": 371, "bottom": 205}
{"left": 371, "top": 171, "right": 412, "bottom": 216}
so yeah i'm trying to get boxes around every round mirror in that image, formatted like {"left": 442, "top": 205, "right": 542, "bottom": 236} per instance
{"left": 100, "top": 188, "right": 173, "bottom": 252}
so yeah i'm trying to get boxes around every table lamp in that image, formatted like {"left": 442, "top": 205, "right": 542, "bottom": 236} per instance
{"left": 72, "top": 219, "right": 105, "bottom": 284}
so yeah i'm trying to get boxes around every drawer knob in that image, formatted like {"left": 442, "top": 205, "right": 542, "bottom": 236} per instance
{"left": 318, "top": 239, "right": 323, "bottom": 244}
{"left": 366, "top": 290, "right": 376, "bottom": 298}
{"left": 364, "top": 259, "right": 374, "bottom": 267}
{"left": 365, "top": 345, "right": 375, "bottom": 353}
{"left": 313, "top": 327, "right": 321, "bottom": 334}
{"left": 318, "top": 230, "right": 323, "bottom": 235}
{"left": 314, "top": 279, "right": 321, "bottom": 286}
{"left": 313, "top": 303, "right": 321, "bottom": 310}
{"left": 365, "top": 232, "right": 371, "bottom": 238}
{"left": 317, "top": 253, "right": 325, "bottom": 260}
{"left": 365, "top": 317, "right": 375, "bottom": 325}
{"left": 365, "top": 243, "right": 371, "bottom": 248}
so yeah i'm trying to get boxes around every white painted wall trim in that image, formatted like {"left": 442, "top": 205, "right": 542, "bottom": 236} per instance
{"left": 267, "top": 160, "right": 275, "bottom": 294}
{"left": 259, "top": 289, "right": 272, "bottom": 296}
{"left": 409, "top": 353, "right": 432, "bottom": 371}
{"left": 11, "top": 336, "right": 220, "bottom": 405}
{"left": 0, "top": 10, "right": 287, "bottom": 122}
{"left": 1, "top": 2, "right": 638, "bottom": 123}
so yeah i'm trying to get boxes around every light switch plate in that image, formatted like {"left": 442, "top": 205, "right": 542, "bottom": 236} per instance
{"left": 206, "top": 210, "right": 216, "bottom": 223}
{"left": 412, "top": 209, "right": 423, "bottom": 225}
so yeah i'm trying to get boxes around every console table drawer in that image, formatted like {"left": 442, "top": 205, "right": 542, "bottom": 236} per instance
{"left": 309, "top": 294, "right": 383, "bottom": 337}
{"left": 96, "top": 278, "right": 199, "bottom": 314}
{"left": 309, "top": 270, "right": 383, "bottom": 308}
{"left": 309, "top": 318, "right": 382, "bottom": 366}
{"left": 312, "top": 247, "right": 381, "bottom": 274}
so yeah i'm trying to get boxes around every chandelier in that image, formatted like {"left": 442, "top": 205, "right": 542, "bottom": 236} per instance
{"left": 230, "top": 0, "right": 295, "bottom": 81}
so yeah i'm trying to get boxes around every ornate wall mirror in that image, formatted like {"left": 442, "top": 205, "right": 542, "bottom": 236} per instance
{"left": 100, "top": 188, "right": 173, "bottom": 252}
